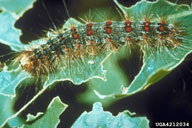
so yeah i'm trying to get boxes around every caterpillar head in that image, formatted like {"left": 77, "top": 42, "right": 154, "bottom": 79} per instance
{"left": 19, "top": 51, "right": 35, "bottom": 74}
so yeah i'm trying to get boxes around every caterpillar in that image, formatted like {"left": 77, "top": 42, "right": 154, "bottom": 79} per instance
{"left": 16, "top": 5, "right": 184, "bottom": 77}
{"left": 0, "top": 1, "right": 192, "bottom": 127}
{"left": 2, "top": 0, "right": 191, "bottom": 88}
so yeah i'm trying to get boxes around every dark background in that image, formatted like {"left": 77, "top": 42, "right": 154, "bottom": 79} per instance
{"left": 1, "top": 0, "right": 191, "bottom": 127}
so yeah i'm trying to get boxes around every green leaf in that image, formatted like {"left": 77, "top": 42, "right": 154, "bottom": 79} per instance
{"left": 0, "top": 69, "right": 30, "bottom": 97}
{"left": 113, "top": 0, "right": 192, "bottom": 95}
{"left": 0, "top": 95, "right": 23, "bottom": 127}
{"left": 23, "top": 96, "right": 68, "bottom": 128}
{"left": 72, "top": 102, "right": 149, "bottom": 128}
{"left": 26, "top": 112, "right": 44, "bottom": 122}
{"left": 0, "top": 0, "right": 36, "bottom": 16}
{"left": 77, "top": 45, "right": 131, "bottom": 107}
{"left": 0, "top": 0, "right": 36, "bottom": 51}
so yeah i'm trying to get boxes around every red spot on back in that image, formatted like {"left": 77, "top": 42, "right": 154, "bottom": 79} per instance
{"left": 126, "top": 26, "right": 132, "bottom": 32}
{"left": 158, "top": 21, "right": 166, "bottom": 32}
{"left": 106, "top": 27, "right": 112, "bottom": 34}
{"left": 158, "top": 26, "right": 165, "bottom": 31}
{"left": 73, "top": 33, "right": 79, "bottom": 39}
{"left": 87, "top": 30, "right": 93, "bottom": 36}
{"left": 161, "top": 21, "right": 165, "bottom": 25}
{"left": 71, "top": 27, "right": 76, "bottom": 31}
{"left": 87, "top": 23, "right": 92, "bottom": 27}
{"left": 125, "top": 20, "right": 131, "bottom": 26}
{"left": 145, "top": 21, "right": 150, "bottom": 26}
{"left": 106, "top": 21, "right": 112, "bottom": 26}
{"left": 144, "top": 26, "right": 150, "bottom": 32}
